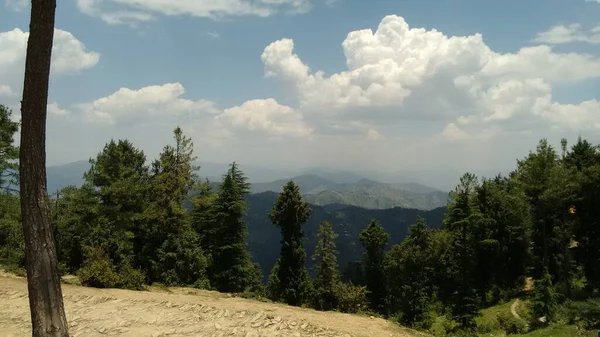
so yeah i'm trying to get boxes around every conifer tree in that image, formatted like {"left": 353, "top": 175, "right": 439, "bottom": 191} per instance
{"left": 80, "top": 139, "right": 150, "bottom": 288}
{"left": 312, "top": 221, "right": 341, "bottom": 310}
{"left": 210, "top": 163, "right": 261, "bottom": 292}
{"left": 443, "top": 172, "right": 482, "bottom": 328}
{"left": 143, "top": 127, "right": 208, "bottom": 286}
{"left": 268, "top": 181, "right": 311, "bottom": 305}
{"left": 384, "top": 216, "right": 435, "bottom": 327}
{"left": 358, "top": 219, "right": 389, "bottom": 313}
{"left": 0, "top": 105, "right": 19, "bottom": 191}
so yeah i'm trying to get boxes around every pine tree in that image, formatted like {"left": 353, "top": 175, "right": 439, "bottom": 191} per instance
{"left": 268, "top": 181, "right": 311, "bottom": 305}
{"left": 81, "top": 139, "right": 150, "bottom": 287}
{"left": 358, "top": 219, "right": 389, "bottom": 313}
{"left": 0, "top": 105, "right": 22, "bottom": 267}
{"left": 475, "top": 175, "right": 532, "bottom": 300}
{"left": 0, "top": 105, "right": 19, "bottom": 192}
{"left": 312, "top": 221, "right": 341, "bottom": 310}
{"left": 443, "top": 172, "right": 482, "bottom": 328}
{"left": 210, "top": 163, "right": 261, "bottom": 292}
{"left": 564, "top": 137, "right": 600, "bottom": 292}
{"left": 143, "top": 127, "right": 209, "bottom": 286}
{"left": 516, "top": 139, "right": 578, "bottom": 293}
{"left": 384, "top": 216, "right": 435, "bottom": 328}
{"left": 191, "top": 179, "right": 218, "bottom": 269}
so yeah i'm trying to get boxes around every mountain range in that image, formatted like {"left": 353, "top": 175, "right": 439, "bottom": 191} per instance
{"left": 46, "top": 161, "right": 450, "bottom": 210}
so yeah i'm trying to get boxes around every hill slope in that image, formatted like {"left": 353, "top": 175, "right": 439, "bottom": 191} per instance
{"left": 244, "top": 192, "right": 446, "bottom": 278}
{"left": 0, "top": 273, "right": 428, "bottom": 337}
{"left": 251, "top": 175, "right": 448, "bottom": 211}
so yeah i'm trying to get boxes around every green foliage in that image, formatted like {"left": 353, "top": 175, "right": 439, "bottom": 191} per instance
{"left": 442, "top": 172, "right": 483, "bottom": 328}
{"left": 516, "top": 139, "right": 578, "bottom": 289}
{"left": 497, "top": 311, "right": 528, "bottom": 334}
{"left": 265, "top": 259, "right": 281, "bottom": 301}
{"left": 0, "top": 105, "right": 19, "bottom": 191}
{"left": 142, "top": 127, "right": 209, "bottom": 286}
{"left": 428, "top": 314, "right": 458, "bottom": 337}
{"left": 531, "top": 272, "right": 558, "bottom": 323}
{"left": 559, "top": 298, "right": 600, "bottom": 330}
{"left": 0, "top": 192, "right": 24, "bottom": 267}
{"left": 311, "top": 221, "right": 341, "bottom": 310}
{"left": 210, "top": 163, "right": 261, "bottom": 293}
{"left": 384, "top": 216, "right": 436, "bottom": 327}
{"left": 358, "top": 219, "right": 389, "bottom": 313}
{"left": 77, "top": 245, "right": 122, "bottom": 289}
{"left": 476, "top": 176, "right": 532, "bottom": 298}
{"left": 268, "top": 181, "right": 312, "bottom": 306}
{"left": 334, "top": 283, "right": 368, "bottom": 314}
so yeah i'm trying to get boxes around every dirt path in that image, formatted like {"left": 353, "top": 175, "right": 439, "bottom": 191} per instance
{"left": 510, "top": 299, "right": 521, "bottom": 319}
{"left": 0, "top": 275, "right": 428, "bottom": 337}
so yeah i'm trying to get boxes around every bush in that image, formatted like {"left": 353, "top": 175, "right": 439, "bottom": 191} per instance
{"left": 561, "top": 298, "right": 600, "bottom": 330}
{"left": 335, "top": 283, "right": 368, "bottom": 314}
{"left": 77, "top": 245, "right": 146, "bottom": 290}
{"left": 475, "top": 314, "right": 500, "bottom": 334}
{"left": 78, "top": 246, "right": 121, "bottom": 288}
{"left": 118, "top": 262, "right": 145, "bottom": 290}
{"left": 428, "top": 314, "right": 458, "bottom": 337}
{"left": 497, "top": 311, "right": 528, "bottom": 334}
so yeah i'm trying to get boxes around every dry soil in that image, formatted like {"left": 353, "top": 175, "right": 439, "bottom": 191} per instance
{"left": 0, "top": 272, "right": 429, "bottom": 337}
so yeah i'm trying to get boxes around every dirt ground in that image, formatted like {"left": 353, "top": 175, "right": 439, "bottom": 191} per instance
{"left": 0, "top": 272, "right": 428, "bottom": 337}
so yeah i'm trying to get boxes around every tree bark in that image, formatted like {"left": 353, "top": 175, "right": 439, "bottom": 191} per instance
{"left": 19, "top": 0, "right": 69, "bottom": 336}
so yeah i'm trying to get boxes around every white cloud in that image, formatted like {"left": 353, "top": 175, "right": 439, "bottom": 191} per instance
{"left": 260, "top": 15, "right": 600, "bottom": 140}
{"left": 4, "top": 0, "right": 28, "bottom": 11}
{"left": 47, "top": 102, "right": 70, "bottom": 116}
{"left": 203, "top": 31, "right": 221, "bottom": 39}
{"left": 0, "top": 28, "right": 100, "bottom": 105}
{"left": 532, "top": 23, "right": 600, "bottom": 45}
{"left": 77, "top": 83, "right": 218, "bottom": 125}
{"left": 218, "top": 98, "right": 312, "bottom": 137}
{"left": 77, "top": 0, "right": 331, "bottom": 26}
{"left": 41, "top": 15, "right": 600, "bottom": 180}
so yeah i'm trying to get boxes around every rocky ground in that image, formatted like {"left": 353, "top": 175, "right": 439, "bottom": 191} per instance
{"left": 0, "top": 272, "right": 428, "bottom": 337}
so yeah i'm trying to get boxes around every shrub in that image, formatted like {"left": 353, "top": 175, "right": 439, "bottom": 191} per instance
{"left": 335, "top": 283, "right": 368, "bottom": 314}
{"left": 428, "top": 314, "right": 458, "bottom": 337}
{"left": 118, "top": 262, "right": 145, "bottom": 290}
{"left": 497, "top": 311, "right": 527, "bottom": 334}
{"left": 78, "top": 246, "right": 121, "bottom": 288}
{"left": 561, "top": 298, "right": 600, "bottom": 330}
{"left": 475, "top": 314, "right": 500, "bottom": 334}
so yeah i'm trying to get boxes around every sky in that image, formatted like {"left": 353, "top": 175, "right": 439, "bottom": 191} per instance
{"left": 1, "top": 0, "right": 599, "bottom": 181}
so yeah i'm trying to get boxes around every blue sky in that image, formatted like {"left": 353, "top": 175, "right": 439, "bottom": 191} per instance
{"left": 1, "top": 0, "right": 599, "bottom": 182}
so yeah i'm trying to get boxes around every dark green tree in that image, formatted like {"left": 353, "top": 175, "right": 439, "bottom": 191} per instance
{"left": 475, "top": 175, "right": 532, "bottom": 300}
{"left": 358, "top": 219, "right": 389, "bottom": 313}
{"left": 516, "top": 139, "right": 578, "bottom": 293}
{"left": 191, "top": 179, "right": 218, "bottom": 266}
{"left": 312, "top": 221, "right": 341, "bottom": 310}
{"left": 384, "top": 216, "right": 435, "bottom": 328}
{"left": 0, "top": 105, "right": 22, "bottom": 267}
{"left": 268, "top": 181, "right": 312, "bottom": 305}
{"left": 79, "top": 139, "right": 150, "bottom": 288}
{"left": 443, "top": 172, "right": 482, "bottom": 328}
{"left": 142, "top": 127, "right": 209, "bottom": 286}
{"left": 0, "top": 105, "right": 19, "bottom": 191}
{"left": 210, "top": 162, "right": 261, "bottom": 292}
{"left": 565, "top": 137, "right": 600, "bottom": 291}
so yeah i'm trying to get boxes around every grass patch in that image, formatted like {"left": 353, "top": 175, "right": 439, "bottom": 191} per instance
{"left": 513, "top": 324, "right": 595, "bottom": 337}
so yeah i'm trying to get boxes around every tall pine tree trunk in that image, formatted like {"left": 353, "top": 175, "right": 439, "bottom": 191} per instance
{"left": 19, "top": 0, "right": 69, "bottom": 336}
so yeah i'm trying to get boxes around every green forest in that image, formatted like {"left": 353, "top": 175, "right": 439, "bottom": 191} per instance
{"left": 1, "top": 103, "right": 599, "bottom": 336}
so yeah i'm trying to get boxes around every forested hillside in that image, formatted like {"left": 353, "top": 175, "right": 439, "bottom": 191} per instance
{"left": 1, "top": 103, "right": 599, "bottom": 336}
{"left": 241, "top": 191, "right": 445, "bottom": 278}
